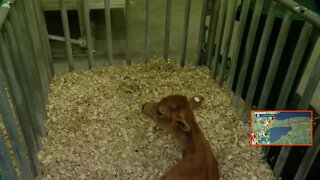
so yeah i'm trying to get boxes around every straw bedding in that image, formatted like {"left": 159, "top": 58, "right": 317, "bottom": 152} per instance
{"left": 38, "top": 59, "right": 275, "bottom": 179}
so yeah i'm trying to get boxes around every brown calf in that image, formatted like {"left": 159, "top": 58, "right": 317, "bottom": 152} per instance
{"left": 142, "top": 95, "right": 219, "bottom": 180}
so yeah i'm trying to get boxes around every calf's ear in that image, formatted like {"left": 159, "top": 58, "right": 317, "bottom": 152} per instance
{"left": 188, "top": 95, "right": 204, "bottom": 110}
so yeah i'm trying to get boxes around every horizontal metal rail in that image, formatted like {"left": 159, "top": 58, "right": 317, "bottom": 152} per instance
{"left": 48, "top": 34, "right": 87, "bottom": 45}
{"left": 274, "top": 0, "right": 320, "bottom": 28}
{"left": 0, "top": 1, "right": 12, "bottom": 30}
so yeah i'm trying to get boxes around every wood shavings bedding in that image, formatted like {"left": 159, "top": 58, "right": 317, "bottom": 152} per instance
{"left": 38, "top": 59, "right": 275, "bottom": 179}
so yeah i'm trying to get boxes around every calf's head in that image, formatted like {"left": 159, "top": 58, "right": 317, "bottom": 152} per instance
{"left": 142, "top": 95, "right": 204, "bottom": 133}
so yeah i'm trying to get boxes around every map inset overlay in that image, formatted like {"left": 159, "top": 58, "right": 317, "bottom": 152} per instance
{"left": 251, "top": 111, "right": 312, "bottom": 146}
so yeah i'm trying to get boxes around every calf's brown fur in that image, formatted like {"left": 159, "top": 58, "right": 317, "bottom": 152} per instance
{"left": 142, "top": 95, "right": 219, "bottom": 180}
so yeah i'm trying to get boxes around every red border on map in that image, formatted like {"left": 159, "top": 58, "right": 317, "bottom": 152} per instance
{"left": 250, "top": 110, "right": 313, "bottom": 146}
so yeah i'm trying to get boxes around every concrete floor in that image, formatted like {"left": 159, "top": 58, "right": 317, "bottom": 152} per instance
{"left": 43, "top": 0, "right": 319, "bottom": 113}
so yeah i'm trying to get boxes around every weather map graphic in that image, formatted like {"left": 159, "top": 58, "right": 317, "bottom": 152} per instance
{"left": 250, "top": 110, "right": 313, "bottom": 146}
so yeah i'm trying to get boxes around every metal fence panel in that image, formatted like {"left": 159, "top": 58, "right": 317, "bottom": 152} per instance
{"left": 210, "top": 0, "right": 227, "bottom": 78}
{"left": 257, "top": 11, "right": 294, "bottom": 109}
{"left": 233, "top": 1, "right": 266, "bottom": 103}
{"left": 10, "top": 7, "right": 47, "bottom": 137}
{"left": 226, "top": 0, "right": 252, "bottom": 95}
{"left": 0, "top": 0, "right": 52, "bottom": 178}
{"left": 218, "top": 0, "right": 237, "bottom": 86}
{"left": 28, "top": 0, "right": 53, "bottom": 86}
{"left": 3, "top": 21, "right": 42, "bottom": 173}
{"left": 275, "top": 22, "right": 313, "bottom": 109}
{"left": 0, "top": 54, "right": 34, "bottom": 178}
{"left": 20, "top": 0, "right": 49, "bottom": 103}
{"left": 233, "top": 1, "right": 277, "bottom": 109}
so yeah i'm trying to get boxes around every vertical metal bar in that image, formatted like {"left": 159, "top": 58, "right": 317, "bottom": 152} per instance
{"left": 258, "top": 11, "right": 294, "bottom": 109}
{"left": 30, "top": 0, "right": 52, "bottom": 85}
{"left": 18, "top": 1, "right": 48, "bottom": 133}
{"left": 144, "top": 0, "right": 150, "bottom": 63}
{"left": 104, "top": 0, "right": 113, "bottom": 65}
{"left": 275, "top": 22, "right": 313, "bottom": 109}
{"left": 0, "top": 130, "right": 18, "bottom": 179}
{"left": 226, "top": 0, "right": 252, "bottom": 94}
{"left": 10, "top": 9, "right": 47, "bottom": 140}
{"left": 11, "top": 5, "right": 47, "bottom": 130}
{"left": 83, "top": 0, "right": 94, "bottom": 68}
{"left": 294, "top": 125, "right": 320, "bottom": 179}
{"left": 297, "top": 54, "right": 320, "bottom": 110}
{"left": 180, "top": 0, "right": 191, "bottom": 67}
{"left": 4, "top": 21, "right": 42, "bottom": 176}
{"left": 125, "top": 0, "right": 132, "bottom": 65}
{"left": 233, "top": 2, "right": 277, "bottom": 108}
{"left": 295, "top": 55, "right": 320, "bottom": 178}
{"left": 0, "top": 2, "right": 10, "bottom": 35}
{"left": 60, "top": 0, "right": 74, "bottom": 71}
{"left": 77, "top": 0, "right": 85, "bottom": 37}
{"left": 206, "top": 0, "right": 220, "bottom": 68}
{"left": 218, "top": 0, "right": 237, "bottom": 86}
{"left": 33, "top": 0, "right": 55, "bottom": 78}
{"left": 0, "top": 51, "right": 33, "bottom": 179}
{"left": 273, "top": 146, "right": 292, "bottom": 177}
{"left": 233, "top": 0, "right": 264, "bottom": 97}
{"left": 211, "top": 0, "right": 227, "bottom": 78}
{"left": 163, "top": 0, "right": 172, "bottom": 60}
{"left": 20, "top": 0, "right": 48, "bottom": 107}
{"left": 195, "top": 0, "right": 208, "bottom": 65}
